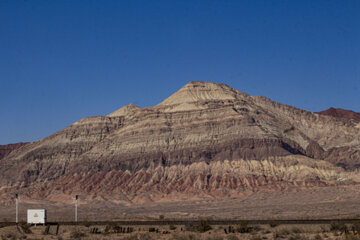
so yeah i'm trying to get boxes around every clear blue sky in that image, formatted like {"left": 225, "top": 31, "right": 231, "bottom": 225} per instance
{"left": 0, "top": 0, "right": 359, "bottom": 144}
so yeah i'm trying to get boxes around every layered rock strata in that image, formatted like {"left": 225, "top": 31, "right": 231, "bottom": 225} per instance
{"left": 1, "top": 81, "right": 359, "bottom": 204}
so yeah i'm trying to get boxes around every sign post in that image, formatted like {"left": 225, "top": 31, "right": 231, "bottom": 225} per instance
{"left": 75, "top": 195, "right": 78, "bottom": 223}
{"left": 27, "top": 209, "right": 46, "bottom": 225}
{"left": 15, "top": 194, "right": 18, "bottom": 224}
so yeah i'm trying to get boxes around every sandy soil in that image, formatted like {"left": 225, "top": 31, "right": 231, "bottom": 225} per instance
{"left": 1, "top": 185, "right": 360, "bottom": 222}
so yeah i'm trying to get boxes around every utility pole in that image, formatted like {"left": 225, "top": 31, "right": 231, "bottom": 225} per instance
{"left": 15, "top": 194, "right": 19, "bottom": 224}
{"left": 75, "top": 195, "right": 78, "bottom": 223}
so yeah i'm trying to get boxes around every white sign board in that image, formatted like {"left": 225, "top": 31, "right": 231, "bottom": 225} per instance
{"left": 27, "top": 209, "right": 46, "bottom": 224}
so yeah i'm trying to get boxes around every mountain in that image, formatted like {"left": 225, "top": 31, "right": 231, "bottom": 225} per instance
{"left": 317, "top": 107, "right": 360, "bottom": 122}
{"left": 1, "top": 81, "right": 360, "bottom": 207}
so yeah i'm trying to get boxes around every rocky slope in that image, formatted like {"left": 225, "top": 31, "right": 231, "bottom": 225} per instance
{"left": 1, "top": 81, "right": 360, "bottom": 204}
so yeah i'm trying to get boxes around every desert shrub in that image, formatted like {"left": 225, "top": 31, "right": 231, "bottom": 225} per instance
{"left": 104, "top": 222, "right": 113, "bottom": 233}
{"left": 139, "top": 233, "right": 153, "bottom": 240}
{"left": 313, "top": 234, "right": 323, "bottom": 240}
{"left": 226, "top": 235, "right": 239, "bottom": 240}
{"left": 205, "top": 236, "right": 224, "bottom": 240}
{"left": 236, "top": 221, "right": 252, "bottom": 233}
{"left": 185, "top": 222, "right": 195, "bottom": 231}
{"left": 227, "top": 226, "right": 232, "bottom": 232}
{"left": 330, "top": 222, "right": 340, "bottom": 231}
{"left": 22, "top": 224, "right": 32, "bottom": 234}
{"left": 320, "top": 225, "right": 329, "bottom": 233}
{"left": 291, "top": 227, "right": 302, "bottom": 234}
{"left": 330, "top": 222, "right": 348, "bottom": 234}
{"left": 273, "top": 228, "right": 292, "bottom": 239}
{"left": 252, "top": 225, "right": 262, "bottom": 232}
{"left": 0, "top": 222, "right": 12, "bottom": 229}
{"left": 5, "top": 233, "right": 17, "bottom": 240}
{"left": 278, "top": 228, "right": 290, "bottom": 235}
{"left": 351, "top": 222, "right": 360, "bottom": 234}
{"left": 288, "top": 235, "right": 307, "bottom": 240}
{"left": 345, "top": 233, "right": 360, "bottom": 240}
{"left": 273, "top": 232, "right": 280, "bottom": 239}
{"left": 185, "top": 220, "right": 212, "bottom": 233}
{"left": 159, "top": 215, "right": 165, "bottom": 220}
{"left": 169, "top": 224, "right": 177, "bottom": 230}
{"left": 224, "top": 225, "right": 235, "bottom": 234}
{"left": 104, "top": 221, "right": 125, "bottom": 233}
{"left": 123, "top": 234, "right": 138, "bottom": 240}
{"left": 70, "top": 228, "right": 86, "bottom": 239}
{"left": 82, "top": 219, "right": 91, "bottom": 227}
{"left": 249, "top": 235, "right": 262, "bottom": 240}
{"left": 197, "top": 220, "right": 212, "bottom": 232}
{"left": 269, "top": 221, "right": 278, "bottom": 228}
{"left": 16, "top": 222, "right": 32, "bottom": 234}
{"left": 172, "top": 233, "right": 198, "bottom": 240}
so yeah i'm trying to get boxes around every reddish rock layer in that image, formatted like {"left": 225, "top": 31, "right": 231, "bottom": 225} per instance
{"left": 317, "top": 107, "right": 360, "bottom": 122}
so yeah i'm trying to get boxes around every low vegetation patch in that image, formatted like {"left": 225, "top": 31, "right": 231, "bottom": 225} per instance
{"left": 226, "top": 235, "right": 239, "bottom": 240}
{"left": 3, "top": 221, "right": 360, "bottom": 239}
{"left": 70, "top": 228, "right": 86, "bottom": 239}
{"left": 169, "top": 224, "right": 177, "bottom": 230}
{"left": 313, "top": 234, "right": 323, "bottom": 240}
{"left": 330, "top": 222, "right": 349, "bottom": 235}
{"left": 185, "top": 220, "right": 212, "bottom": 233}
{"left": 172, "top": 233, "right": 199, "bottom": 240}
{"left": 235, "top": 221, "right": 253, "bottom": 233}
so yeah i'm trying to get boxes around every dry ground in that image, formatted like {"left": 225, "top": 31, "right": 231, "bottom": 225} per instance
{"left": 1, "top": 222, "right": 360, "bottom": 240}
{"left": 1, "top": 185, "right": 360, "bottom": 221}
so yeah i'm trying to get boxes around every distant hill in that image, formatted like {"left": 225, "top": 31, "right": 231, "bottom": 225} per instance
{"left": 317, "top": 107, "right": 360, "bottom": 122}
{"left": 0, "top": 142, "right": 28, "bottom": 160}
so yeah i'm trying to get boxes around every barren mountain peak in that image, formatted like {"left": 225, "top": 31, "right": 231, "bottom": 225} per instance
{"left": 157, "top": 81, "right": 245, "bottom": 107}
{"left": 107, "top": 103, "right": 140, "bottom": 117}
